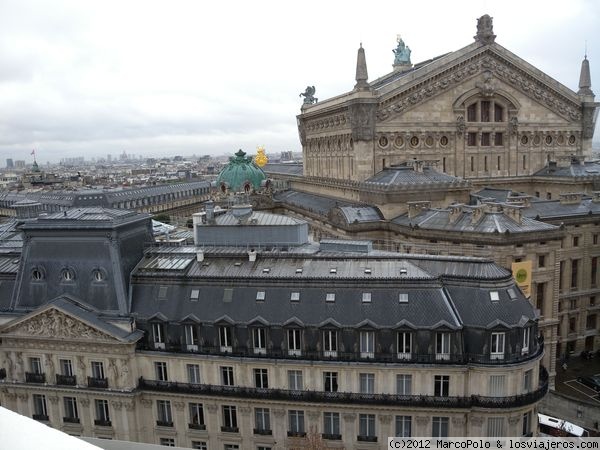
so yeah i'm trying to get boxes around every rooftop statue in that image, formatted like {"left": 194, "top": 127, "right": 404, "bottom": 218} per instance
{"left": 474, "top": 14, "right": 496, "bottom": 44}
{"left": 300, "top": 86, "right": 318, "bottom": 105}
{"left": 393, "top": 36, "right": 411, "bottom": 65}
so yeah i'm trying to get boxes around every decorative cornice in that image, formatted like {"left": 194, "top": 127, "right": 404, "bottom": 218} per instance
{"left": 377, "top": 50, "right": 582, "bottom": 123}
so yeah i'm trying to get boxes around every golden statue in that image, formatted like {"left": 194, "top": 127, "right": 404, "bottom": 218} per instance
{"left": 254, "top": 145, "right": 268, "bottom": 167}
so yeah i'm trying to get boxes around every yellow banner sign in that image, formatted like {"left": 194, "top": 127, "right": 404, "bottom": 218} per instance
{"left": 512, "top": 260, "right": 532, "bottom": 298}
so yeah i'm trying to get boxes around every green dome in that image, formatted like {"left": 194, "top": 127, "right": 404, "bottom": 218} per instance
{"left": 216, "top": 149, "right": 266, "bottom": 192}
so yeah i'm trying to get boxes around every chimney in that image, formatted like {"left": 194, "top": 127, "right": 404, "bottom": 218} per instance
{"left": 503, "top": 204, "right": 523, "bottom": 225}
{"left": 470, "top": 205, "right": 486, "bottom": 225}
{"left": 196, "top": 250, "right": 204, "bottom": 262}
{"left": 559, "top": 193, "right": 583, "bottom": 205}
{"left": 448, "top": 204, "right": 463, "bottom": 224}
{"left": 248, "top": 249, "right": 257, "bottom": 262}
{"left": 205, "top": 201, "right": 215, "bottom": 223}
{"left": 407, "top": 201, "right": 430, "bottom": 219}
{"left": 412, "top": 159, "right": 424, "bottom": 173}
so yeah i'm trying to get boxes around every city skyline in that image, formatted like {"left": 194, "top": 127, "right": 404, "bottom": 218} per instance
{"left": 0, "top": 0, "right": 598, "bottom": 163}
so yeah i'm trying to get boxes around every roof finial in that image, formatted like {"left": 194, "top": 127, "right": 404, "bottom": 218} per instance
{"left": 354, "top": 43, "right": 369, "bottom": 91}
{"left": 474, "top": 14, "right": 496, "bottom": 45}
{"left": 578, "top": 52, "right": 594, "bottom": 97}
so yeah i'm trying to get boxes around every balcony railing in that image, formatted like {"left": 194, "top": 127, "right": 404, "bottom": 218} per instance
{"left": 137, "top": 341, "right": 543, "bottom": 366}
{"left": 56, "top": 374, "right": 77, "bottom": 386}
{"left": 33, "top": 414, "right": 49, "bottom": 421}
{"left": 63, "top": 416, "right": 80, "bottom": 424}
{"left": 358, "top": 435, "right": 378, "bottom": 442}
{"left": 288, "top": 431, "right": 307, "bottom": 438}
{"left": 220, "top": 426, "right": 239, "bottom": 433}
{"left": 322, "top": 433, "right": 342, "bottom": 440}
{"left": 25, "top": 372, "right": 46, "bottom": 383}
{"left": 188, "top": 423, "right": 206, "bottom": 430}
{"left": 87, "top": 377, "right": 109, "bottom": 388}
{"left": 254, "top": 428, "right": 273, "bottom": 435}
{"left": 138, "top": 367, "right": 548, "bottom": 410}
{"left": 94, "top": 419, "right": 112, "bottom": 427}
{"left": 156, "top": 420, "right": 173, "bottom": 427}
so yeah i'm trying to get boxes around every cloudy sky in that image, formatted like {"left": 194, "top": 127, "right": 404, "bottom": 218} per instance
{"left": 0, "top": 0, "right": 598, "bottom": 164}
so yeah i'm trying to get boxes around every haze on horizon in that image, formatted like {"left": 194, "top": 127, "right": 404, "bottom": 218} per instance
{"left": 0, "top": 0, "right": 598, "bottom": 165}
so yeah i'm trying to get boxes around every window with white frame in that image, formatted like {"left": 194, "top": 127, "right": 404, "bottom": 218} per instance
{"left": 289, "top": 410, "right": 305, "bottom": 434}
{"left": 59, "top": 359, "right": 73, "bottom": 376}
{"left": 396, "top": 374, "right": 412, "bottom": 395}
{"left": 432, "top": 417, "right": 449, "bottom": 437}
{"left": 487, "top": 417, "right": 505, "bottom": 437}
{"left": 33, "top": 394, "right": 48, "bottom": 419}
{"left": 323, "top": 412, "right": 340, "bottom": 437}
{"left": 323, "top": 330, "right": 337, "bottom": 357}
{"left": 491, "top": 332, "right": 505, "bottom": 360}
{"left": 253, "top": 327, "right": 267, "bottom": 354}
{"left": 187, "top": 364, "right": 200, "bottom": 384}
{"left": 434, "top": 375, "right": 449, "bottom": 397}
{"left": 325, "top": 293, "right": 335, "bottom": 302}
{"left": 221, "top": 366, "right": 234, "bottom": 386}
{"left": 91, "top": 361, "right": 104, "bottom": 379}
{"left": 191, "top": 442, "right": 207, "bottom": 450}
{"left": 95, "top": 399, "right": 110, "bottom": 423}
{"left": 523, "top": 369, "right": 532, "bottom": 393}
{"left": 397, "top": 332, "right": 412, "bottom": 359}
{"left": 360, "top": 331, "right": 375, "bottom": 358}
{"left": 522, "top": 327, "right": 531, "bottom": 354}
{"left": 324, "top": 371, "right": 338, "bottom": 392}
{"left": 159, "top": 438, "right": 175, "bottom": 447}
{"left": 63, "top": 397, "right": 78, "bottom": 422}
{"left": 435, "top": 332, "right": 450, "bottom": 360}
{"left": 189, "top": 403, "right": 205, "bottom": 427}
{"left": 256, "top": 291, "right": 265, "bottom": 301}
{"left": 219, "top": 326, "right": 232, "bottom": 352}
{"left": 154, "top": 362, "right": 168, "bottom": 381}
{"left": 222, "top": 405, "right": 238, "bottom": 430}
{"left": 287, "top": 329, "right": 302, "bottom": 356}
{"left": 190, "top": 289, "right": 200, "bottom": 301}
{"left": 157, "top": 400, "right": 173, "bottom": 425}
{"left": 29, "top": 357, "right": 42, "bottom": 374}
{"left": 362, "top": 292, "right": 372, "bottom": 303}
{"left": 184, "top": 324, "right": 198, "bottom": 350}
{"left": 254, "top": 368, "right": 269, "bottom": 389}
{"left": 288, "top": 370, "right": 303, "bottom": 390}
{"left": 255, "top": 407, "right": 271, "bottom": 432}
{"left": 396, "top": 415, "right": 412, "bottom": 437}
{"left": 359, "top": 373, "right": 375, "bottom": 394}
{"left": 359, "top": 413, "right": 376, "bottom": 438}
{"left": 489, "top": 375, "right": 506, "bottom": 397}
{"left": 152, "top": 322, "right": 165, "bottom": 349}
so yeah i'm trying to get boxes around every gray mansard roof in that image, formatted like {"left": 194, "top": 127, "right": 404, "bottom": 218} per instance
{"left": 533, "top": 160, "right": 600, "bottom": 178}
{"left": 523, "top": 197, "right": 600, "bottom": 220}
{"left": 364, "top": 164, "right": 467, "bottom": 188}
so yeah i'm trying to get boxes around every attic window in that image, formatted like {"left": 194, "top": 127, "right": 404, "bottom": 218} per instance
{"left": 325, "top": 293, "right": 335, "bottom": 302}
{"left": 362, "top": 292, "right": 372, "bottom": 303}
{"left": 291, "top": 292, "right": 300, "bottom": 302}
{"left": 158, "top": 285, "right": 168, "bottom": 299}
{"left": 364, "top": 268, "right": 372, "bottom": 274}
{"left": 223, "top": 288, "right": 233, "bottom": 303}
{"left": 507, "top": 288, "right": 517, "bottom": 300}
{"left": 190, "top": 289, "right": 200, "bottom": 301}
{"left": 399, "top": 293, "right": 409, "bottom": 303}
{"left": 490, "top": 291, "right": 500, "bottom": 302}
{"left": 295, "top": 268, "right": 303, "bottom": 274}
{"left": 400, "top": 268, "right": 408, "bottom": 275}
{"left": 256, "top": 291, "right": 266, "bottom": 301}
{"left": 262, "top": 268, "right": 270, "bottom": 274}
{"left": 330, "top": 268, "right": 337, "bottom": 274}
{"left": 31, "top": 269, "right": 44, "bottom": 281}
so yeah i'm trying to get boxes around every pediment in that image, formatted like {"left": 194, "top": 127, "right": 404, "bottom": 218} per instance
{"left": 376, "top": 48, "right": 582, "bottom": 123}
{"left": 0, "top": 306, "right": 121, "bottom": 343}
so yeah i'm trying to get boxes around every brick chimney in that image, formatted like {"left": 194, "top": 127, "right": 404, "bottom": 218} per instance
{"left": 503, "top": 204, "right": 523, "bottom": 224}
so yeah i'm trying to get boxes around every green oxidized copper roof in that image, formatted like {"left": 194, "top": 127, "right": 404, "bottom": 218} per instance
{"left": 216, "top": 149, "right": 266, "bottom": 192}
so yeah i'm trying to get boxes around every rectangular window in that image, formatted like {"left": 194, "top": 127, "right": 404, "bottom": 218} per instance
{"left": 254, "top": 368, "right": 269, "bottom": 389}
{"left": 221, "top": 366, "right": 234, "bottom": 386}
{"left": 360, "top": 331, "right": 375, "bottom": 358}
{"left": 91, "top": 361, "right": 104, "bottom": 379}
{"left": 467, "top": 103, "right": 477, "bottom": 122}
{"left": 325, "top": 293, "right": 335, "bottom": 302}
{"left": 592, "top": 257, "right": 598, "bottom": 286}
{"left": 362, "top": 292, "right": 372, "bottom": 303}
{"left": 255, "top": 407, "right": 271, "bottom": 432}
{"left": 323, "top": 330, "right": 337, "bottom": 357}
{"left": 256, "top": 290, "right": 265, "bottom": 301}
{"left": 324, "top": 371, "right": 338, "bottom": 392}
{"left": 159, "top": 438, "right": 175, "bottom": 447}
{"left": 494, "top": 104, "right": 503, "bottom": 122}
{"left": 573, "top": 236, "right": 579, "bottom": 247}
{"left": 481, "top": 133, "right": 490, "bottom": 147}
{"left": 538, "top": 255, "right": 545, "bottom": 268}
{"left": 396, "top": 415, "right": 412, "bottom": 437}
{"left": 95, "top": 399, "right": 110, "bottom": 424}
{"left": 189, "top": 403, "right": 205, "bottom": 427}
{"left": 287, "top": 329, "right": 302, "bottom": 356}
{"left": 191, "top": 442, "right": 207, "bottom": 450}
{"left": 190, "top": 289, "right": 200, "bottom": 301}
{"left": 59, "top": 359, "right": 73, "bottom": 376}
{"left": 522, "top": 412, "right": 532, "bottom": 436}
{"left": 569, "top": 317, "right": 577, "bottom": 333}
{"left": 432, "top": 417, "right": 449, "bottom": 438}
{"left": 536, "top": 283, "right": 545, "bottom": 313}
{"left": 222, "top": 405, "right": 238, "bottom": 431}
{"left": 359, "top": 414, "right": 376, "bottom": 438}
{"left": 396, "top": 374, "right": 412, "bottom": 395}
{"left": 571, "top": 259, "right": 579, "bottom": 289}
{"left": 489, "top": 375, "right": 506, "bottom": 396}
{"left": 289, "top": 410, "right": 305, "bottom": 434}
{"left": 30, "top": 357, "right": 42, "bottom": 374}
{"left": 323, "top": 412, "right": 340, "bottom": 437}
{"left": 397, "top": 332, "right": 412, "bottom": 359}
{"left": 33, "top": 394, "right": 48, "bottom": 420}
{"left": 63, "top": 397, "right": 78, "bottom": 421}
{"left": 491, "top": 332, "right": 505, "bottom": 360}
{"left": 587, "top": 314, "right": 597, "bottom": 330}
{"left": 184, "top": 324, "right": 198, "bottom": 349}
{"left": 291, "top": 292, "right": 300, "bottom": 302}
{"left": 253, "top": 328, "right": 266, "bottom": 354}
{"left": 157, "top": 400, "right": 173, "bottom": 425}
{"left": 152, "top": 322, "right": 165, "bottom": 347}
{"left": 523, "top": 369, "right": 532, "bottom": 393}
{"left": 154, "top": 362, "right": 168, "bottom": 381}
{"left": 434, "top": 375, "right": 449, "bottom": 397}
{"left": 481, "top": 101, "right": 490, "bottom": 122}
{"left": 495, "top": 133, "right": 503, "bottom": 146}
{"left": 487, "top": 417, "right": 505, "bottom": 437}
{"left": 359, "top": 373, "right": 374, "bottom": 394}
{"left": 468, "top": 133, "right": 477, "bottom": 147}
{"left": 288, "top": 370, "right": 303, "bottom": 390}
{"left": 435, "top": 332, "right": 450, "bottom": 360}
{"left": 223, "top": 288, "right": 233, "bottom": 302}
{"left": 594, "top": 234, "right": 599, "bottom": 245}
{"left": 522, "top": 155, "right": 526, "bottom": 170}
{"left": 219, "top": 326, "right": 232, "bottom": 352}
{"left": 187, "top": 364, "right": 200, "bottom": 384}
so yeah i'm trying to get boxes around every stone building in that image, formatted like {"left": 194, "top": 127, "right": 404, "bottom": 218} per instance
{"left": 0, "top": 205, "right": 547, "bottom": 448}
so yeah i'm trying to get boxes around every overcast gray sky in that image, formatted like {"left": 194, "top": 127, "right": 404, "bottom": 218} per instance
{"left": 0, "top": 0, "right": 598, "bottom": 164}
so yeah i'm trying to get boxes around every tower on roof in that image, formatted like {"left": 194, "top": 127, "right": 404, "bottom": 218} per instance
{"left": 354, "top": 43, "right": 370, "bottom": 91}
{"left": 474, "top": 14, "right": 496, "bottom": 45}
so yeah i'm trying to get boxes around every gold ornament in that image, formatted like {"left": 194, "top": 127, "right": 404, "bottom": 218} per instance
{"left": 254, "top": 146, "right": 268, "bottom": 167}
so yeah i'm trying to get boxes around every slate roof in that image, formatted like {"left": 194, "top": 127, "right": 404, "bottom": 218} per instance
{"left": 19, "top": 207, "right": 150, "bottom": 230}
{"left": 273, "top": 190, "right": 354, "bottom": 216}
{"left": 364, "top": 164, "right": 467, "bottom": 188}
{"left": 533, "top": 160, "right": 600, "bottom": 177}
{"left": 214, "top": 211, "right": 306, "bottom": 226}
{"left": 264, "top": 163, "right": 304, "bottom": 176}
{"left": 338, "top": 206, "right": 384, "bottom": 223}
{"left": 471, "top": 188, "right": 518, "bottom": 203}
{"left": 522, "top": 198, "right": 600, "bottom": 220}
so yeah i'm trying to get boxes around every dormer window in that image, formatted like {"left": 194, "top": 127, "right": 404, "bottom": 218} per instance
{"left": 325, "top": 293, "right": 335, "bottom": 303}
{"left": 256, "top": 291, "right": 266, "bottom": 301}
{"left": 491, "top": 332, "right": 505, "bottom": 360}
{"left": 291, "top": 292, "right": 300, "bottom": 302}
{"left": 398, "top": 293, "right": 409, "bottom": 303}
{"left": 362, "top": 292, "right": 372, "bottom": 303}
{"left": 490, "top": 291, "right": 500, "bottom": 302}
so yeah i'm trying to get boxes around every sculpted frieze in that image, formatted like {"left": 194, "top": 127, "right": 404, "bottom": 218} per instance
{"left": 377, "top": 51, "right": 581, "bottom": 123}
{"left": 2, "top": 309, "right": 116, "bottom": 342}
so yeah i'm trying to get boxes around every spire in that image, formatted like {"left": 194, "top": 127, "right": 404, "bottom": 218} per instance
{"left": 354, "top": 43, "right": 370, "bottom": 91}
{"left": 578, "top": 55, "right": 594, "bottom": 97}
